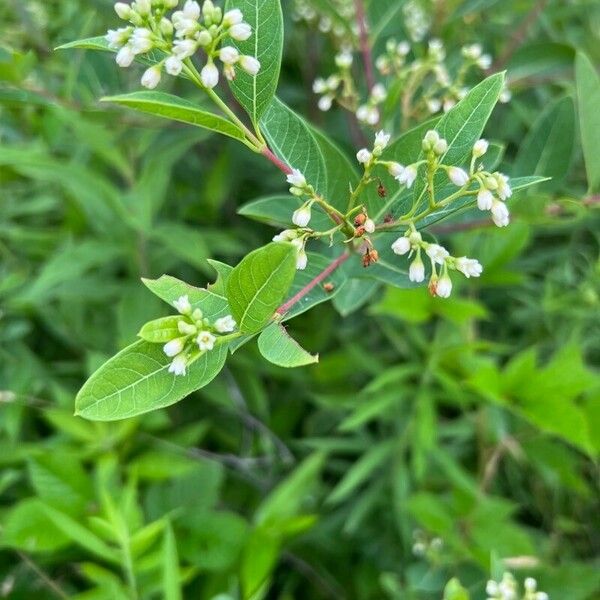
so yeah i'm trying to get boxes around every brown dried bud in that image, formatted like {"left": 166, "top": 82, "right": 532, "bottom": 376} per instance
{"left": 354, "top": 213, "right": 367, "bottom": 226}
{"left": 362, "top": 248, "right": 379, "bottom": 267}
{"left": 377, "top": 182, "right": 386, "bottom": 197}
{"left": 323, "top": 282, "right": 335, "bottom": 293}
{"left": 354, "top": 225, "right": 366, "bottom": 237}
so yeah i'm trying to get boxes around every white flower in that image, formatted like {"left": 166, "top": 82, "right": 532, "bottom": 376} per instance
{"left": 164, "top": 338, "right": 185, "bottom": 358}
{"left": 397, "top": 41, "right": 410, "bottom": 55}
{"left": 535, "top": 593, "right": 548, "bottom": 600}
{"left": 425, "top": 243, "right": 449, "bottom": 265}
{"left": 473, "top": 138, "right": 489, "bottom": 157}
{"left": 223, "top": 8, "right": 243, "bottom": 26}
{"left": 371, "top": 83, "right": 387, "bottom": 103}
{"left": 115, "top": 45, "right": 135, "bottom": 67}
{"left": 427, "top": 98, "right": 441, "bottom": 113}
{"left": 409, "top": 230, "right": 422, "bottom": 245}
{"left": 173, "top": 295, "right": 192, "bottom": 315}
{"left": 499, "top": 89, "right": 512, "bottom": 103}
{"left": 443, "top": 98, "right": 456, "bottom": 112}
{"left": 296, "top": 248, "right": 308, "bottom": 270}
{"left": 477, "top": 189, "right": 494, "bottom": 211}
{"left": 197, "top": 330, "right": 216, "bottom": 351}
{"left": 273, "top": 229, "right": 298, "bottom": 243}
{"left": 486, "top": 581, "right": 499, "bottom": 596}
{"left": 165, "top": 56, "right": 183, "bottom": 76}
{"left": 106, "top": 27, "right": 131, "bottom": 49}
{"left": 141, "top": 65, "right": 161, "bottom": 89}
{"left": 448, "top": 166, "right": 470, "bottom": 187}
{"left": 335, "top": 50, "right": 353, "bottom": 69}
{"left": 286, "top": 168, "right": 306, "bottom": 188}
{"left": 423, "top": 129, "right": 440, "bottom": 148}
{"left": 356, "top": 149, "right": 372, "bottom": 164}
{"left": 434, "top": 139, "right": 448, "bottom": 154}
{"left": 374, "top": 130, "right": 391, "bottom": 152}
{"left": 134, "top": 0, "right": 152, "bottom": 16}
{"left": 462, "top": 43, "right": 482, "bottom": 60}
{"left": 388, "top": 162, "right": 404, "bottom": 178}
{"left": 455, "top": 257, "right": 483, "bottom": 278}
{"left": 524, "top": 578, "right": 537, "bottom": 593}
{"left": 173, "top": 38, "right": 197, "bottom": 59}
{"left": 114, "top": 2, "right": 132, "bottom": 19}
{"left": 392, "top": 236, "right": 411, "bottom": 255}
{"left": 239, "top": 55, "right": 260, "bottom": 76}
{"left": 130, "top": 28, "right": 153, "bottom": 54}
{"left": 178, "top": 321, "right": 197, "bottom": 335}
{"left": 477, "top": 54, "right": 492, "bottom": 70}
{"left": 491, "top": 199, "right": 510, "bottom": 227}
{"left": 435, "top": 274, "right": 452, "bottom": 298}
{"left": 168, "top": 354, "right": 188, "bottom": 376}
{"left": 230, "top": 22, "right": 252, "bottom": 41}
{"left": 364, "top": 218, "right": 376, "bottom": 233}
{"left": 312, "top": 78, "right": 328, "bottom": 94}
{"left": 356, "top": 105, "right": 379, "bottom": 125}
{"left": 326, "top": 74, "right": 340, "bottom": 90}
{"left": 184, "top": 0, "right": 202, "bottom": 19}
{"left": 214, "top": 315, "right": 236, "bottom": 333}
{"left": 495, "top": 173, "right": 512, "bottom": 200}
{"left": 200, "top": 62, "right": 219, "bottom": 88}
{"left": 398, "top": 164, "right": 417, "bottom": 188}
{"left": 409, "top": 255, "right": 425, "bottom": 282}
{"left": 292, "top": 205, "right": 311, "bottom": 227}
{"left": 219, "top": 46, "right": 239, "bottom": 64}
{"left": 318, "top": 95, "right": 333, "bottom": 111}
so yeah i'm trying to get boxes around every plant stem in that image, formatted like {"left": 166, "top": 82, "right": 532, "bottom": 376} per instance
{"left": 277, "top": 253, "right": 351, "bottom": 315}
{"left": 354, "top": 0, "right": 375, "bottom": 92}
{"left": 261, "top": 146, "right": 292, "bottom": 174}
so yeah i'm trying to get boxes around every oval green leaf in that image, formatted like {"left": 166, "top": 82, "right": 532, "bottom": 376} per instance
{"left": 258, "top": 323, "right": 318, "bottom": 367}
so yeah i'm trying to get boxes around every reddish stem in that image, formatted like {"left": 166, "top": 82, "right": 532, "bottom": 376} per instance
{"left": 354, "top": 0, "right": 375, "bottom": 92}
{"left": 277, "top": 253, "right": 350, "bottom": 315}
{"left": 261, "top": 146, "right": 293, "bottom": 175}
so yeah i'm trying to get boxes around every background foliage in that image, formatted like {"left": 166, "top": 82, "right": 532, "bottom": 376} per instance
{"left": 1, "top": 0, "right": 599, "bottom": 598}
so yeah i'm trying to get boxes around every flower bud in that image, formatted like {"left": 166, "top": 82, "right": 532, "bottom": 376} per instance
{"left": 230, "top": 22, "right": 252, "bottom": 41}
{"left": 335, "top": 50, "right": 353, "bottom": 69}
{"left": 164, "top": 338, "right": 185, "bottom": 358}
{"left": 371, "top": 83, "right": 387, "bottom": 103}
{"left": 296, "top": 248, "right": 308, "bottom": 270}
{"left": 364, "top": 218, "right": 375, "bottom": 233}
{"left": 374, "top": 130, "right": 390, "bottom": 154}
{"left": 473, "top": 138, "right": 489, "bottom": 157}
{"left": 477, "top": 189, "right": 493, "bottom": 211}
{"left": 391, "top": 236, "right": 411, "bottom": 255}
{"left": 356, "top": 148, "right": 372, "bottom": 164}
{"left": 168, "top": 354, "right": 188, "bottom": 376}
{"left": 409, "top": 254, "right": 425, "bottom": 282}
{"left": 435, "top": 273, "right": 452, "bottom": 298}
{"left": 114, "top": 2, "right": 132, "bottom": 19}
{"left": 425, "top": 243, "right": 449, "bottom": 265}
{"left": 214, "top": 315, "right": 236, "bottom": 333}
{"left": 491, "top": 199, "right": 510, "bottom": 227}
{"left": 173, "top": 295, "right": 192, "bottom": 315}
{"left": 196, "top": 30, "right": 213, "bottom": 46}
{"left": 422, "top": 129, "right": 439, "bottom": 151}
{"left": 178, "top": 321, "right": 197, "bottom": 335}
{"left": 200, "top": 61, "right": 219, "bottom": 88}
{"left": 134, "top": 0, "right": 151, "bottom": 16}
{"left": 286, "top": 168, "right": 306, "bottom": 188}
{"left": 115, "top": 45, "right": 135, "bottom": 67}
{"left": 223, "top": 8, "right": 243, "bottom": 26}
{"left": 292, "top": 205, "right": 311, "bottom": 228}
{"left": 165, "top": 55, "right": 183, "bottom": 75}
{"left": 239, "top": 55, "right": 260, "bottom": 76}
{"left": 141, "top": 65, "right": 161, "bottom": 89}
{"left": 219, "top": 46, "right": 239, "bottom": 64}
{"left": 318, "top": 95, "right": 333, "bottom": 111}
{"left": 448, "top": 166, "right": 469, "bottom": 187}
{"left": 160, "top": 17, "right": 174, "bottom": 37}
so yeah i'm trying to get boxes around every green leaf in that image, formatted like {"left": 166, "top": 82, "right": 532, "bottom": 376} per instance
{"left": 101, "top": 92, "right": 245, "bottom": 141}
{"left": 575, "top": 52, "right": 600, "bottom": 193}
{"left": 443, "top": 578, "right": 470, "bottom": 600}
{"left": 75, "top": 340, "right": 228, "bottom": 421}
{"left": 225, "top": 0, "right": 283, "bottom": 124}
{"left": 333, "top": 279, "right": 380, "bottom": 317}
{"left": 514, "top": 96, "right": 575, "bottom": 192}
{"left": 138, "top": 316, "right": 183, "bottom": 343}
{"left": 226, "top": 242, "right": 297, "bottom": 334}
{"left": 260, "top": 97, "right": 327, "bottom": 194}
{"left": 258, "top": 323, "right": 318, "bottom": 367}
{"left": 162, "top": 523, "right": 182, "bottom": 600}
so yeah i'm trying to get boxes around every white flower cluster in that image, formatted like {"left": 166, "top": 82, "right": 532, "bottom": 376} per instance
{"left": 271, "top": 168, "right": 316, "bottom": 270}
{"left": 412, "top": 530, "right": 444, "bottom": 558}
{"left": 375, "top": 38, "right": 411, "bottom": 76}
{"left": 292, "top": 0, "right": 357, "bottom": 43}
{"left": 391, "top": 229, "right": 482, "bottom": 298}
{"left": 313, "top": 45, "right": 355, "bottom": 113}
{"left": 105, "top": 0, "right": 260, "bottom": 90}
{"left": 164, "top": 294, "right": 236, "bottom": 376}
{"left": 356, "top": 83, "right": 387, "bottom": 125}
{"left": 486, "top": 573, "right": 549, "bottom": 600}
{"left": 403, "top": 0, "right": 431, "bottom": 42}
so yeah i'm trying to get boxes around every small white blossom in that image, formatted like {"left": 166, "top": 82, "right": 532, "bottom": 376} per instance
{"left": 286, "top": 168, "right": 306, "bottom": 188}
{"left": 473, "top": 138, "right": 489, "bottom": 157}
{"left": 374, "top": 130, "right": 391, "bottom": 152}
{"left": 524, "top": 578, "right": 537, "bottom": 593}
{"left": 130, "top": 28, "right": 153, "bottom": 54}
{"left": 371, "top": 83, "right": 387, "bottom": 103}
{"left": 173, "top": 295, "right": 192, "bottom": 315}
{"left": 219, "top": 46, "right": 239, "bottom": 64}
{"left": 364, "top": 218, "right": 376, "bottom": 233}
{"left": 296, "top": 248, "right": 308, "bottom": 270}
{"left": 435, "top": 274, "right": 452, "bottom": 298}
{"left": 335, "top": 50, "right": 353, "bottom": 69}
{"left": 427, "top": 98, "right": 441, "bottom": 113}
{"left": 106, "top": 27, "right": 131, "bottom": 49}
{"left": 165, "top": 56, "right": 183, "bottom": 76}
{"left": 462, "top": 43, "right": 482, "bottom": 60}
{"left": 312, "top": 78, "right": 328, "bottom": 94}
{"left": 214, "top": 315, "right": 236, "bottom": 333}
{"left": 536, "top": 594, "right": 549, "bottom": 600}
{"left": 409, "top": 255, "right": 425, "bottom": 282}
{"left": 499, "top": 88, "right": 512, "bottom": 103}
{"left": 230, "top": 22, "right": 252, "bottom": 41}
{"left": 423, "top": 129, "right": 440, "bottom": 148}
{"left": 114, "top": 2, "right": 132, "bottom": 19}
{"left": 201, "top": 62, "right": 219, "bottom": 88}
{"left": 292, "top": 205, "right": 312, "bottom": 227}
{"left": 318, "top": 95, "right": 333, "bottom": 111}
{"left": 443, "top": 98, "right": 456, "bottom": 112}
{"left": 173, "top": 38, "right": 197, "bottom": 59}
{"left": 239, "top": 55, "right": 260, "bottom": 76}
{"left": 477, "top": 188, "right": 494, "bottom": 211}
{"left": 181, "top": 0, "right": 201, "bottom": 19}
{"left": 197, "top": 330, "right": 216, "bottom": 351}
{"left": 134, "top": 0, "right": 152, "bottom": 16}
{"left": 178, "top": 321, "right": 197, "bottom": 335}
{"left": 448, "top": 166, "right": 470, "bottom": 187}
{"left": 273, "top": 229, "right": 298, "bottom": 243}
{"left": 491, "top": 199, "right": 510, "bottom": 227}
{"left": 397, "top": 164, "right": 417, "bottom": 188}
{"left": 455, "top": 257, "right": 483, "bottom": 278}
{"left": 486, "top": 581, "right": 499, "bottom": 596}
{"left": 141, "top": 65, "right": 161, "bottom": 89}
{"left": 392, "top": 236, "right": 411, "bottom": 255}
{"left": 168, "top": 354, "right": 188, "bottom": 376}
{"left": 116, "top": 45, "right": 135, "bottom": 67}
{"left": 356, "top": 148, "right": 372, "bottom": 164}
{"left": 397, "top": 41, "right": 410, "bottom": 56}
{"left": 356, "top": 105, "right": 379, "bottom": 125}
{"left": 426, "top": 243, "right": 449, "bottom": 265}
{"left": 223, "top": 8, "right": 243, "bottom": 26}
{"left": 495, "top": 173, "right": 512, "bottom": 200}
{"left": 164, "top": 338, "right": 185, "bottom": 358}
{"left": 478, "top": 54, "right": 492, "bottom": 70}
{"left": 388, "top": 162, "right": 404, "bottom": 178}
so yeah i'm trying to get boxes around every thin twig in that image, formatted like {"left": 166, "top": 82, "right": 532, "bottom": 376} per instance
{"left": 277, "top": 253, "right": 351, "bottom": 315}
{"left": 354, "top": 0, "right": 375, "bottom": 92}
{"left": 283, "top": 552, "right": 347, "bottom": 600}
{"left": 15, "top": 551, "right": 69, "bottom": 599}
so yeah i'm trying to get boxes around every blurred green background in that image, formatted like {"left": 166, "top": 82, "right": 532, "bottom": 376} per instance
{"left": 0, "top": 0, "right": 599, "bottom": 598}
